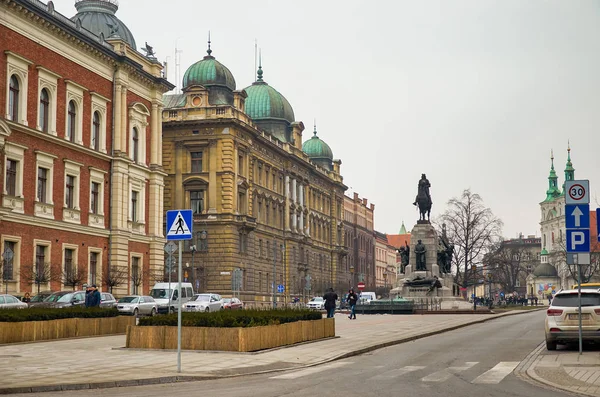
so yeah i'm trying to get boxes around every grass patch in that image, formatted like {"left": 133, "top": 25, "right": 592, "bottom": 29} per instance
{"left": 139, "top": 308, "right": 321, "bottom": 328}
{"left": 0, "top": 307, "right": 120, "bottom": 322}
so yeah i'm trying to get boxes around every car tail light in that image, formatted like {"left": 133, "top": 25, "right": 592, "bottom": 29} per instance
{"left": 594, "top": 309, "right": 600, "bottom": 315}
{"left": 549, "top": 328, "right": 561, "bottom": 333}
{"left": 547, "top": 308, "right": 563, "bottom": 316}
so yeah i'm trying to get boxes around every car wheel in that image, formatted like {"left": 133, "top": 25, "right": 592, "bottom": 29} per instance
{"left": 133, "top": 308, "right": 139, "bottom": 317}
{"left": 150, "top": 308, "right": 156, "bottom": 317}
{"left": 205, "top": 307, "right": 210, "bottom": 313}
{"left": 546, "top": 339, "right": 557, "bottom": 351}
{"left": 220, "top": 306, "right": 224, "bottom": 311}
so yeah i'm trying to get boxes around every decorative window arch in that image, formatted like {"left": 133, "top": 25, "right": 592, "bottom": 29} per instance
{"left": 8, "top": 75, "right": 19, "bottom": 122}
{"left": 128, "top": 103, "right": 150, "bottom": 165}
{"left": 39, "top": 89, "right": 50, "bottom": 133}
{"left": 67, "top": 100, "right": 77, "bottom": 142}
{"left": 64, "top": 80, "right": 85, "bottom": 144}
{"left": 5, "top": 52, "right": 31, "bottom": 125}
{"left": 92, "top": 111, "right": 101, "bottom": 151}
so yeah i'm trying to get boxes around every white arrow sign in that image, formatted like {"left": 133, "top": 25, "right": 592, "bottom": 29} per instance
{"left": 571, "top": 206, "right": 584, "bottom": 227}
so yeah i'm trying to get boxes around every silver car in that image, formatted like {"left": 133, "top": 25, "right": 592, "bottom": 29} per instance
{"left": 0, "top": 294, "right": 28, "bottom": 309}
{"left": 184, "top": 293, "right": 223, "bottom": 312}
{"left": 116, "top": 295, "right": 157, "bottom": 317}
{"left": 100, "top": 293, "right": 117, "bottom": 308}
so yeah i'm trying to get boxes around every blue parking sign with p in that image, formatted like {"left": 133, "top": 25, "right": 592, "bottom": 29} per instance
{"left": 566, "top": 229, "right": 590, "bottom": 253}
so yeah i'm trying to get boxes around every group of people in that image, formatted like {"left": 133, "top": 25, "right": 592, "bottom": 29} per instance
{"left": 84, "top": 285, "right": 101, "bottom": 308}
{"left": 323, "top": 288, "right": 359, "bottom": 320}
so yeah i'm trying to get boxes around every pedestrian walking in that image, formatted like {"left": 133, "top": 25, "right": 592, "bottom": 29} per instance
{"left": 88, "top": 285, "right": 101, "bottom": 308}
{"left": 84, "top": 285, "right": 92, "bottom": 307}
{"left": 347, "top": 288, "right": 358, "bottom": 320}
{"left": 22, "top": 292, "right": 31, "bottom": 303}
{"left": 323, "top": 287, "right": 338, "bottom": 318}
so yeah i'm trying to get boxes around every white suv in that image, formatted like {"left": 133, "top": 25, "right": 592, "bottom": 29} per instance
{"left": 545, "top": 289, "right": 600, "bottom": 350}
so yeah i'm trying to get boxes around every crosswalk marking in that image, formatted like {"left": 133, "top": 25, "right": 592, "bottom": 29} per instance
{"left": 421, "top": 362, "right": 479, "bottom": 382}
{"left": 269, "top": 362, "right": 352, "bottom": 380}
{"left": 472, "top": 362, "right": 519, "bottom": 384}
{"left": 372, "top": 366, "right": 426, "bottom": 380}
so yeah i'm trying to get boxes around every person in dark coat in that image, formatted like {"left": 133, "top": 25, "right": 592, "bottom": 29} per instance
{"left": 347, "top": 288, "right": 358, "bottom": 319}
{"left": 89, "top": 285, "right": 101, "bottom": 307}
{"left": 84, "top": 285, "right": 92, "bottom": 307}
{"left": 323, "top": 287, "right": 338, "bottom": 318}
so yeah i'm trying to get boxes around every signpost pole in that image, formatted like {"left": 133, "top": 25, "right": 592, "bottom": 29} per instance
{"left": 177, "top": 240, "right": 183, "bottom": 372}
{"left": 577, "top": 254, "right": 582, "bottom": 355}
{"left": 272, "top": 240, "right": 277, "bottom": 309}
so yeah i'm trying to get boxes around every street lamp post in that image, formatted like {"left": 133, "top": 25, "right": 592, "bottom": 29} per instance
{"left": 190, "top": 245, "right": 197, "bottom": 293}
{"left": 472, "top": 264, "right": 477, "bottom": 311}
{"left": 349, "top": 264, "right": 355, "bottom": 289}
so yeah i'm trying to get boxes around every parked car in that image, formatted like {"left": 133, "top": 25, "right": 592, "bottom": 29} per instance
{"left": 100, "top": 292, "right": 117, "bottom": 308}
{"left": 27, "top": 291, "right": 55, "bottom": 307}
{"left": 183, "top": 293, "right": 223, "bottom": 312}
{"left": 116, "top": 296, "right": 157, "bottom": 316}
{"left": 307, "top": 297, "right": 325, "bottom": 310}
{"left": 0, "top": 294, "right": 28, "bottom": 309}
{"left": 150, "top": 282, "right": 195, "bottom": 314}
{"left": 545, "top": 289, "right": 600, "bottom": 350}
{"left": 223, "top": 297, "right": 243, "bottom": 310}
{"left": 359, "top": 292, "right": 377, "bottom": 304}
{"left": 32, "top": 291, "right": 86, "bottom": 309}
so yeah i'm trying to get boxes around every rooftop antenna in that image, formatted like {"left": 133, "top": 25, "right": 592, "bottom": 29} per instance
{"left": 174, "top": 37, "right": 183, "bottom": 93}
{"left": 254, "top": 39, "right": 257, "bottom": 82}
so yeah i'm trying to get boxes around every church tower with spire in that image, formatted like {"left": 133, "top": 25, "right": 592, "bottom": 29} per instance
{"left": 563, "top": 143, "right": 575, "bottom": 190}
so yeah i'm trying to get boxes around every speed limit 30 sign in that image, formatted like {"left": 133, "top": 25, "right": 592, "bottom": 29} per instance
{"left": 565, "top": 180, "right": 589, "bottom": 205}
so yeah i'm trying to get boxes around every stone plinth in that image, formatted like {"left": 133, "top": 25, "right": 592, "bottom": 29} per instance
{"left": 406, "top": 222, "right": 439, "bottom": 279}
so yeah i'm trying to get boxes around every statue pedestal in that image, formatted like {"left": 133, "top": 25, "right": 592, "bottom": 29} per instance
{"left": 405, "top": 222, "right": 438, "bottom": 279}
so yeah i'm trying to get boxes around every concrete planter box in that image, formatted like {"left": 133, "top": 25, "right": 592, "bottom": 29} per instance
{"left": 126, "top": 318, "right": 335, "bottom": 352}
{"left": 0, "top": 316, "right": 135, "bottom": 344}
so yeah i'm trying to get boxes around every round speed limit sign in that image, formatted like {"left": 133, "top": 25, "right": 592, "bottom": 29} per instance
{"left": 565, "top": 180, "right": 589, "bottom": 204}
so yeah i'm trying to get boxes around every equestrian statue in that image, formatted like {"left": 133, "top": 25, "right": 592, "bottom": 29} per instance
{"left": 413, "top": 173, "right": 432, "bottom": 222}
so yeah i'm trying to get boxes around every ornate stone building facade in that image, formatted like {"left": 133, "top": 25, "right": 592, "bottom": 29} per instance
{"left": 343, "top": 193, "right": 375, "bottom": 290}
{"left": 0, "top": 0, "right": 172, "bottom": 296}
{"left": 161, "top": 48, "right": 347, "bottom": 304}
{"left": 375, "top": 231, "right": 397, "bottom": 289}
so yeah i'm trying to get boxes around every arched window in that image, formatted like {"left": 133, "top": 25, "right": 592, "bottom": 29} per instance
{"left": 39, "top": 88, "right": 49, "bottom": 133}
{"left": 67, "top": 100, "right": 76, "bottom": 142}
{"left": 132, "top": 127, "right": 139, "bottom": 162}
{"left": 8, "top": 75, "right": 19, "bottom": 121}
{"left": 92, "top": 111, "right": 100, "bottom": 150}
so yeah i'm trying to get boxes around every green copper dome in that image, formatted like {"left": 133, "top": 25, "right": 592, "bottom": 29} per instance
{"left": 302, "top": 127, "right": 333, "bottom": 160}
{"left": 533, "top": 263, "right": 558, "bottom": 277}
{"left": 182, "top": 46, "right": 236, "bottom": 92}
{"left": 541, "top": 248, "right": 549, "bottom": 255}
{"left": 72, "top": 0, "right": 136, "bottom": 49}
{"left": 244, "top": 66, "right": 295, "bottom": 123}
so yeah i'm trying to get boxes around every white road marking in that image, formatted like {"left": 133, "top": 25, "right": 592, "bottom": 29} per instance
{"left": 472, "top": 362, "right": 520, "bottom": 384}
{"left": 371, "top": 366, "right": 426, "bottom": 380}
{"left": 269, "top": 362, "right": 352, "bottom": 380}
{"left": 421, "top": 362, "right": 479, "bottom": 382}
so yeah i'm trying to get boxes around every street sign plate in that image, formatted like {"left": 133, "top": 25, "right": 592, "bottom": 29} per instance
{"left": 164, "top": 241, "right": 177, "bottom": 254}
{"left": 166, "top": 210, "right": 193, "bottom": 240}
{"left": 565, "top": 204, "right": 590, "bottom": 229}
{"left": 277, "top": 284, "right": 284, "bottom": 293}
{"left": 578, "top": 253, "right": 591, "bottom": 265}
{"left": 566, "top": 229, "right": 590, "bottom": 253}
{"left": 357, "top": 282, "right": 365, "bottom": 290}
{"left": 565, "top": 180, "right": 590, "bottom": 205}
{"left": 597, "top": 208, "right": 600, "bottom": 242}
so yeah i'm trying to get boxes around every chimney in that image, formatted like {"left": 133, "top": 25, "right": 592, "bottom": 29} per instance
{"left": 354, "top": 192, "right": 359, "bottom": 201}
{"left": 370, "top": 203, "right": 375, "bottom": 211}
{"left": 363, "top": 198, "right": 368, "bottom": 206}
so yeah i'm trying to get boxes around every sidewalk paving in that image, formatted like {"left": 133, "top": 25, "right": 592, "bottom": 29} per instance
{"left": 0, "top": 309, "right": 596, "bottom": 395}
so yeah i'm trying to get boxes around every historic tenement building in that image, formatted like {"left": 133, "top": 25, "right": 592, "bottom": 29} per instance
{"left": 375, "top": 231, "right": 397, "bottom": 289}
{"left": 0, "top": 0, "right": 172, "bottom": 296}
{"left": 161, "top": 46, "right": 347, "bottom": 304}
{"left": 343, "top": 193, "right": 375, "bottom": 290}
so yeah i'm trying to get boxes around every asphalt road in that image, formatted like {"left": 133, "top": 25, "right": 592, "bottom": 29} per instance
{"left": 8, "top": 311, "right": 572, "bottom": 397}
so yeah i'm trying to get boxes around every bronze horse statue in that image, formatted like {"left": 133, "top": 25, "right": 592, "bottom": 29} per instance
{"left": 415, "top": 189, "right": 431, "bottom": 222}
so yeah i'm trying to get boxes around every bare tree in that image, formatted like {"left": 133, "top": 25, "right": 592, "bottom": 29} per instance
{"left": 486, "top": 242, "right": 538, "bottom": 293}
{"left": 62, "top": 264, "right": 87, "bottom": 291}
{"left": 130, "top": 266, "right": 156, "bottom": 295}
{"left": 550, "top": 237, "right": 600, "bottom": 285}
{"left": 438, "top": 189, "right": 503, "bottom": 288}
{"left": 20, "top": 262, "right": 61, "bottom": 294}
{"left": 104, "top": 265, "right": 128, "bottom": 294}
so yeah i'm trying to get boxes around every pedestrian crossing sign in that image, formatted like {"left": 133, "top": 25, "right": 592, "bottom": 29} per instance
{"left": 166, "top": 210, "right": 193, "bottom": 241}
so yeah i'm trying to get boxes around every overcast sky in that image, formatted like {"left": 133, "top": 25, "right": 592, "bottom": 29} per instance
{"left": 53, "top": 0, "right": 600, "bottom": 238}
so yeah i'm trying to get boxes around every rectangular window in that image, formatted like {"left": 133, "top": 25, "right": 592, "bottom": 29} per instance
{"left": 2, "top": 241, "right": 15, "bottom": 281}
{"left": 90, "top": 252, "right": 98, "bottom": 285}
{"left": 258, "top": 271, "right": 262, "bottom": 292}
{"left": 131, "top": 191, "right": 138, "bottom": 222}
{"left": 132, "top": 257, "right": 140, "bottom": 295}
{"left": 191, "top": 152, "right": 203, "bottom": 173}
{"left": 5, "top": 159, "right": 17, "bottom": 196}
{"left": 35, "top": 245, "right": 46, "bottom": 277}
{"left": 239, "top": 232, "right": 247, "bottom": 253}
{"left": 91, "top": 182, "right": 100, "bottom": 214}
{"left": 238, "top": 190, "right": 246, "bottom": 214}
{"left": 190, "top": 190, "right": 204, "bottom": 214}
{"left": 238, "top": 155, "right": 243, "bottom": 175}
{"left": 65, "top": 175, "right": 75, "bottom": 208}
{"left": 64, "top": 248, "right": 74, "bottom": 277}
{"left": 37, "top": 167, "right": 48, "bottom": 203}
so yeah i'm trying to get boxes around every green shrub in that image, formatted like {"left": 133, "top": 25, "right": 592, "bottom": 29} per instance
{"left": 139, "top": 308, "right": 322, "bottom": 328}
{"left": 0, "top": 307, "right": 120, "bottom": 322}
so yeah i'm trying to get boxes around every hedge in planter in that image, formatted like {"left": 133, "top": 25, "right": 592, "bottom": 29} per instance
{"left": 0, "top": 307, "right": 120, "bottom": 322}
{"left": 138, "top": 308, "right": 322, "bottom": 328}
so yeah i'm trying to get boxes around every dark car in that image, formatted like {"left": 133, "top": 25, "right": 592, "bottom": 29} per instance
{"left": 28, "top": 291, "right": 55, "bottom": 307}
{"left": 33, "top": 291, "right": 86, "bottom": 309}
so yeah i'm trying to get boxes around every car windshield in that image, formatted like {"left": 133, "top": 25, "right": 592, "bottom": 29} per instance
{"left": 150, "top": 289, "right": 170, "bottom": 299}
{"left": 311, "top": 297, "right": 323, "bottom": 302}
{"left": 119, "top": 297, "right": 139, "bottom": 303}
{"left": 223, "top": 298, "right": 231, "bottom": 303}
{"left": 44, "top": 293, "right": 67, "bottom": 303}
{"left": 31, "top": 294, "right": 48, "bottom": 302}
{"left": 552, "top": 293, "right": 600, "bottom": 307}
{"left": 56, "top": 293, "right": 74, "bottom": 303}
{"left": 193, "top": 295, "right": 211, "bottom": 302}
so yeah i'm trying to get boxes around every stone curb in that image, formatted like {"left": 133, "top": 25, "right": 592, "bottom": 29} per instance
{"left": 0, "top": 309, "right": 543, "bottom": 395}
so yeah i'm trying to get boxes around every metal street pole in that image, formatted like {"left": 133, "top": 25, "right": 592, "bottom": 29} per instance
{"left": 177, "top": 240, "right": 183, "bottom": 373}
{"left": 576, "top": 254, "right": 582, "bottom": 355}
{"left": 272, "top": 240, "right": 277, "bottom": 309}
{"left": 472, "top": 265, "right": 477, "bottom": 311}
{"left": 190, "top": 245, "right": 197, "bottom": 293}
